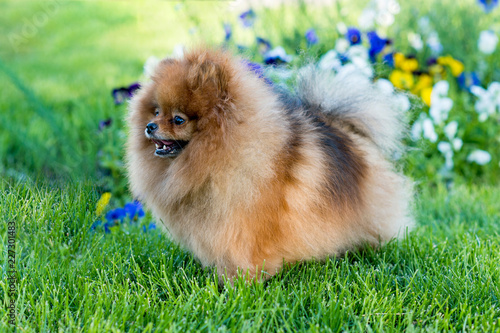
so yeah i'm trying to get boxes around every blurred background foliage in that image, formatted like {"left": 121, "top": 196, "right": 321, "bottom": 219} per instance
{"left": 0, "top": 0, "right": 499, "bottom": 205}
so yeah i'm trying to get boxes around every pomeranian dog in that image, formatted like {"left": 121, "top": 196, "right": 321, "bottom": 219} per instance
{"left": 126, "top": 47, "right": 413, "bottom": 281}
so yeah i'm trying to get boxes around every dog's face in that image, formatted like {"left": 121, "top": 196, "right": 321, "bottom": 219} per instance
{"left": 133, "top": 51, "right": 231, "bottom": 159}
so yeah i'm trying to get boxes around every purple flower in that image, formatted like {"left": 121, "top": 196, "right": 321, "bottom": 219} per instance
{"left": 256, "top": 37, "right": 272, "bottom": 54}
{"left": 223, "top": 23, "right": 232, "bottom": 41}
{"left": 346, "top": 27, "right": 362, "bottom": 45}
{"left": 98, "top": 118, "right": 112, "bottom": 131}
{"left": 457, "top": 72, "right": 481, "bottom": 91}
{"left": 477, "top": 0, "right": 499, "bottom": 13}
{"left": 239, "top": 9, "right": 256, "bottom": 28}
{"left": 263, "top": 46, "right": 293, "bottom": 65}
{"left": 383, "top": 52, "right": 394, "bottom": 67}
{"left": 112, "top": 82, "right": 141, "bottom": 105}
{"left": 367, "top": 31, "right": 390, "bottom": 61}
{"left": 105, "top": 208, "right": 126, "bottom": 222}
{"left": 124, "top": 201, "right": 145, "bottom": 220}
{"left": 242, "top": 60, "right": 273, "bottom": 85}
{"left": 305, "top": 28, "right": 319, "bottom": 45}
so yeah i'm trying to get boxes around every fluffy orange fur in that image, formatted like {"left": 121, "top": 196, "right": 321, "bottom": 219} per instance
{"left": 126, "top": 47, "right": 413, "bottom": 282}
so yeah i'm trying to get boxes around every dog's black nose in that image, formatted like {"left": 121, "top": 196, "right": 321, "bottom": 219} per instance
{"left": 146, "top": 122, "right": 158, "bottom": 134}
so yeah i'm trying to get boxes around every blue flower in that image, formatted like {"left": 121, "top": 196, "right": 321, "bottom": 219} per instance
{"left": 346, "top": 27, "right": 362, "bottom": 45}
{"left": 142, "top": 223, "right": 157, "bottom": 233}
{"left": 124, "top": 201, "right": 145, "bottom": 220}
{"left": 457, "top": 72, "right": 481, "bottom": 91}
{"left": 256, "top": 37, "right": 272, "bottom": 54}
{"left": 477, "top": 0, "right": 499, "bottom": 13}
{"left": 98, "top": 118, "right": 112, "bottom": 131}
{"left": 239, "top": 9, "right": 256, "bottom": 28}
{"left": 223, "top": 23, "right": 232, "bottom": 41}
{"left": 112, "top": 82, "right": 141, "bottom": 105}
{"left": 91, "top": 220, "right": 102, "bottom": 230}
{"left": 367, "top": 31, "right": 389, "bottom": 61}
{"left": 105, "top": 207, "right": 126, "bottom": 223}
{"left": 305, "top": 28, "right": 319, "bottom": 45}
{"left": 383, "top": 52, "right": 394, "bottom": 67}
{"left": 263, "top": 46, "right": 293, "bottom": 65}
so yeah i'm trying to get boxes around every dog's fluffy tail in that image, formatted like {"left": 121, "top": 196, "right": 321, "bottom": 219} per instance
{"left": 295, "top": 66, "right": 407, "bottom": 157}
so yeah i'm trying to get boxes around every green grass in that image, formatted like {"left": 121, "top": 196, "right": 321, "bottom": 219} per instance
{"left": 1, "top": 0, "right": 500, "bottom": 331}
{"left": 1, "top": 180, "right": 499, "bottom": 331}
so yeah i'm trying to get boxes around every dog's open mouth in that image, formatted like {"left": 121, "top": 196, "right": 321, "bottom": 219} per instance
{"left": 152, "top": 139, "right": 188, "bottom": 157}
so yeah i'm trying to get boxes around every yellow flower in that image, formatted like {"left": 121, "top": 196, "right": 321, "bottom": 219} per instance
{"left": 394, "top": 52, "right": 419, "bottom": 72}
{"left": 437, "top": 55, "right": 464, "bottom": 77}
{"left": 96, "top": 192, "right": 111, "bottom": 216}
{"left": 412, "top": 74, "right": 433, "bottom": 94}
{"left": 421, "top": 87, "right": 433, "bottom": 106}
{"left": 389, "top": 70, "right": 415, "bottom": 90}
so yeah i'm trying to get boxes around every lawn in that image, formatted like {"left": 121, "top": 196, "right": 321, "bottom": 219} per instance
{"left": 1, "top": 0, "right": 499, "bottom": 331}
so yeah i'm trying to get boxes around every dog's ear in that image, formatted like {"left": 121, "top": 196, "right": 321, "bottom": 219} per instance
{"left": 187, "top": 54, "right": 229, "bottom": 99}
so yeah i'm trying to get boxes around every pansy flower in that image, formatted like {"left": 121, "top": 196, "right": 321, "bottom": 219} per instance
{"left": 239, "top": 9, "right": 256, "bottom": 28}
{"left": 477, "top": 0, "right": 499, "bottom": 13}
{"left": 98, "top": 118, "right": 112, "bottom": 131}
{"left": 124, "top": 201, "right": 145, "bottom": 220}
{"left": 389, "top": 70, "right": 414, "bottom": 89}
{"left": 305, "top": 28, "right": 319, "bottom": 45}
{"left": 112, "top": 82, "right": 141, "bottom": 105}
{"left": 105, "top": 207, "right": 126, "bottom": 223}
{"left": 256, "top": 37, "right": 272, "bottom": 54}
{"left": 394, "top": 53, "right": 418, "bottom": 73}
{"left": 223, "top": 23, "right": 232, "bottom": 42}
{"left": 367, "top": 31, "right": 389, "bottom": 61}
{"left": 263, "top": 46, "right": 293, "bottom": 65}
{"left": 437, "top": 56, "right": 464, "bottom": 77}
{"left": 346, "top": 27, "right": 362, "bottom": 45}
{"left": 457, "top": 72, "right": 481, "bottom": 91}
{"left": 243, "top": 60, "right": 273, "bottom": 85}
{"left": 143, "top": 223, "right": 157, "bottom": 232}
{"left": 383, "top": 52, "right": 394, "bottom": 67}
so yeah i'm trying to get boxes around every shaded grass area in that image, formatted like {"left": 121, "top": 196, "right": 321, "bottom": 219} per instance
{"left": 0, "top": 179, "right": 499, "bottom": 332}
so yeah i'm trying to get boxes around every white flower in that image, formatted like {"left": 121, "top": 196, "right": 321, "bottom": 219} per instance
{"left": 470, "top": 82, "right": 500, "bottom": 121}
{"left": 418, "top": 17, "right": 431, "bottom": 35}
{"left": 444, "top": 121, "right": 458, "bottom": 141}
{"left": 143, "top": 56, "right": 160, "bottom": 78}
{"left": 429, "top": 81, "right": 453, "bottom": 125}
{"left": 438, "top": 141, "right": 454, "bottom": 170}
{"left": 336, "top": 22, "right": 347, "bottom": 35}
{"left": 375, "top": 79, "right": 410, "bottom": 112}
{"left": 452, "top": 138, "right": 463, "bottom": 151}
{"left": 412, "top": 113, "right": 438, "bottom": 142}
{"left": 478, "top": 30, "right": 498, "bottom": 55}
{"left": 335, "top": 39, "right": 350, "bottom": 53}
{"left": 358, "top": 9, "right": 376, "bottom": 30}
{"left": 377, "top": 10, "right": 395, "bottom": 27}
{"left": 264, "top": 46, "right": 293, "bottom": 63}
{"left": 423, "top": 118, "right": 438, "bottom": 142}
{"left": 408, "top": 33, "right": 424, "bottom": 51}
{"left": 347, "top": 45, "right": 369, "bottom": 61}
{"left": 467, "top": 150, "right": 492, "bottom": 165}
{"left": 319, "top": 50, "right": 342, "bottom": 71}
{"left": 427, "top": 32, "right": 443, "bottom": 54}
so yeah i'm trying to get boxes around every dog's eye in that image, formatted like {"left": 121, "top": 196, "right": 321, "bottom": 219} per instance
{"left": 154, "top": 108, "right": 160, "bottom": 116}
{"left": 173, "top": 115, "right": 185, "bottom": 125}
